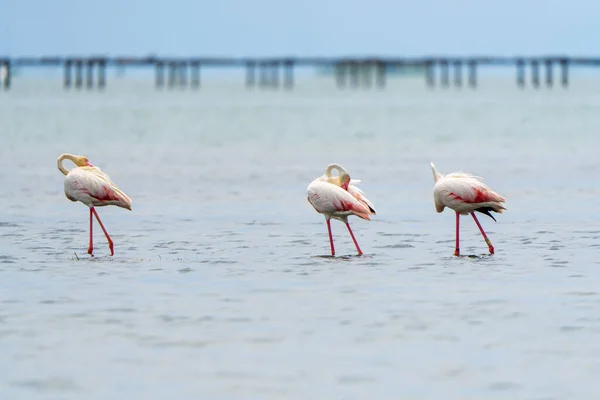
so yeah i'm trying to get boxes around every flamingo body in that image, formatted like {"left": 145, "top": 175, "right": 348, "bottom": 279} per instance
{"left": 430, "top": 162, "right": 505, "bottom": 256}
{"left": 307, "top": 164, "right": 375, "bottom": 256}
{"left": 432, "top": 171, "right": 505, "bottom": 217}
{"left": 64, "top": 166, "right": 131, "bottom": 210}
{"left": 58, "top": 153, "right": 131, "bottom": 256}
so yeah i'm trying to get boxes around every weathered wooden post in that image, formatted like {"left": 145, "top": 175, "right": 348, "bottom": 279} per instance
{"left": 425, "top": 60, "right": 435, "bottom": 88}
{"left": 283, "top": 59, "right": 294, "bottom": 89}
{"left": 64, "top": 60, "right": 72, "bottom": 89}
{"left": 86, "top": 60, "right": 94, "bottom": 89}
{"left": 545, "top": 59, "right": 553, "bottom": 88}
{"left": 191, "top": 61, "right": 200, "bottom": 89}
{"left": 335, "top": 63, "right": 347, "bottom": 89}
{"left": 98, "top": 59, "right": 106, "bottom": 89}
{"left": 74, "top": 60, "right": 83, "bottom": 89}
{"left": 440, "top": 59, "right": 449, "bottom": 88}
{"left": 375, "top": 61, "right": 386, "bottom": 89}
{"left": 259, "top": 61, "right": 269, "bottom": 88}
{"left": 179, "top": 62, "right": 187, "bottom": 88}
{"left": 269, "top": 61, "right": 280, "bottom": 88}
{"left": 349, "top": 61, "right": 359, "bottom": 88}
{"left": 516, "top": 58, "right": 525, "bottom": 88}
{"left": 453, "top": 60, "right": 462, "bottom": 87}
{"left": 156, "top": 61, "right": 165, "bottom": 88}
{"left": 467, "top": 60, "right": 477, "bottom": 88}
{"left": 168, "top": 62, "right": 177, "bottom": 89}
{"left": 246, "top": 61, "right": 256, "bottom": 88}
{"left": 1, "top": 61, "right": 11, "bottom": 90}
{"left": 531, "top": 60, "right": 540, "bottom": 88}
{"left": 560, "top": 58, "right": 569, "bottom": 87}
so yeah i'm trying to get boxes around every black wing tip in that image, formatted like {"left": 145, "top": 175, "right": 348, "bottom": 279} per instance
{"left": 475, "top": 207, "right": 498, "bottom": 222}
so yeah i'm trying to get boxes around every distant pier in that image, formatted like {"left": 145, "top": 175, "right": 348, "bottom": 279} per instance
{"left": 1, "top": 55, "right": 598, "bottom": 91}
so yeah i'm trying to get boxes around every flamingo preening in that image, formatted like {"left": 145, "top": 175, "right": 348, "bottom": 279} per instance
{"left": 307, "top": 163, "right": 376, "bottom": 256}
{"left": 430, "top": 162, "right": 506, "bottom": 256}
{"left": 57, "top": 153, "right": 131, "bottom": 256}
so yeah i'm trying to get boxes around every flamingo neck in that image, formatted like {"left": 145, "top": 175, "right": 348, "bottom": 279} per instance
{"left": 57, "top": 153, "right": 74, "bottom": 176}
{"left": 430, "top": 162, "right": 442, "bottom": 183}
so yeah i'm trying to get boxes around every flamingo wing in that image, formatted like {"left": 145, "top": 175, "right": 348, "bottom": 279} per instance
{"left": 65, "top": 167, "right": 132, "bottom": 209}
{"left": 307, "top": 180, "right": 372, "bottom": 220}
{"left": 347, "top": 183, "right": 376, "bottom": 214}
{"left": 434, "top": 175, "right": 505, "bottom": 212}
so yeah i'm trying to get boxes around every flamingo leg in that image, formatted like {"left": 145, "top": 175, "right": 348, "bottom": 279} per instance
{"left": 454, "top": 212, "right": 460, "bottom": 257}
{"left": 470, "top": 212, "right": 494, "bottom": 255}
{"left": 326, "top": 218, "right": 335, "bottom": 256}
{"left": 88, "top": 208, "right": 94, "bottom": 256}
{"left": 91, "top": 207, "right": 115, "bottom": 256}
{"left": 345, "top": 222, "right": 363, "bottom": 256}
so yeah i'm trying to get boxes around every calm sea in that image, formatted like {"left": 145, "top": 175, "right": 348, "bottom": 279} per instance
{"left": 1, "top": 77, "right": 600, "bottom": 399}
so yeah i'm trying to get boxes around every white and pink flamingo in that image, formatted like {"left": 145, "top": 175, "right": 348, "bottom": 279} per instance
{"left": 430, "top": 162, "right": 506, "bottom": 256}
{"left": 307, "top": 163, "right": 376, "bottom": 256}
{"left": 57, "top": 153, "right": 132, "bottom": 256}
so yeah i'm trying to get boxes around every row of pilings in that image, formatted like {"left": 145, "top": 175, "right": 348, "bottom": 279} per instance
{"left": 153, "top": 60, "right": 296, "bottom": 89}
{"left": 422, "top": 59, "right": 569, "bottom": 88}
{"left": 64, "top": 59, "right": 107, "bottom": 89}
{"left": 0, "top": 57, "right": 580, "bottom": 91}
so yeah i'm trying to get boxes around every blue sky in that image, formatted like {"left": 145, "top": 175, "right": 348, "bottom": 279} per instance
{"left": 2, "top": 0, "right": 600, "bottom": 57}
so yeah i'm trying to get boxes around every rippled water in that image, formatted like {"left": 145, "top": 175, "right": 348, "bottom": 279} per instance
{"left": 1, "top": 77, "right": 600, "bottom": 399}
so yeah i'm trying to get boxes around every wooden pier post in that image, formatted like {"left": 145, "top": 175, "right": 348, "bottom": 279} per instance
{"left": 168, "top": 62, "right": 177, "bottom": 89}
{"left": 349, "top": 62, "right": 359, "bottom": 88}
{"left": 86, "top": 60, "right": 94, "bottom": 89}
{"left": 269, "top": 61, "right": 280, "bottom": 88}
{"left": 560, "top": 58, "right": 569, "bottom": 87}
{"left": 1, "top": 61, "right": 11, "bottom": 90}
{"left": 155, "top": 62, "right": 165, "bottom": 88}
{"left": 179, "top": 62, "right": 187, "bottom": 88}
{"left": 74, "top": 60, "right": 83, "bottom": 89}
{"left": 545, "top": 59, "right": 553, "bottom": 88}
{"left": 440, "top": 59, "right": 449, "bottom": 88}
{"left": 191, "top": 62, "right": 200, "bottom": 89}
{"left": 453, "top": 60, "right": 462, "bottom": 87}
{"left": 425, "top": 60, "right": 435, "bottom": 88}
{"left": 98, "top": 60, "right": 106, "bottom": 89}
{"left": 64, "top": 60, "right": 72, "bottom": 89}
{"left": 335, "top": 63, "right": 346, "bottom": 89}
{"left": 283, "top": 60, "right": 294, "bottom": 89}
{"left": 516, "top": 58, "right": 525, "bottom": 88}
{"left": 531, "top": 60, "right": 540, "bottom": 88}
{"left": 468, "top": 60, "right": 477, "bottom": 88}
{"left": 259, "top": 62, "right": 269, "bottom": 88}
{"left": 375, "top": 61, "right": 386, "bottom": 88}
{"left": 246, "top": 61, "right": 256, "bottom": 88}
{"left": 360, "top": 62, "right": 372, "bottom": 88}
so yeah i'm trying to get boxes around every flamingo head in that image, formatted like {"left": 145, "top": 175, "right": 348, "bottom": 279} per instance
{"left": 340, "top": 173, "right": 351, "bottom": 190}
{"left": 73, "top": 155, "right": 94, "bottom": 167}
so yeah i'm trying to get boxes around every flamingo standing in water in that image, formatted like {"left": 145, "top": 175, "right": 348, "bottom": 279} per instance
{"left": 307, "top": 163, "right": 376, "bottom": 256}
{"left": 430, "top": 162, "right": 506, "bottom": 256}
{"left": 57, "top": 153, "right": 132, "bottom": 256}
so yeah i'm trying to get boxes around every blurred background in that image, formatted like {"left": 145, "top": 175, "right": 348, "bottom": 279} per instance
{"left": 1, "top": 1, "right": 600, "bottom": 399}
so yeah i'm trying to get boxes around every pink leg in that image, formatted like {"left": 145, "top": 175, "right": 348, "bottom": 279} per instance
{"left": 91, "top": 207, "right": 114, "bottom": 256}
{"left": 345, "top": 222, "right": 363, "bottom": 256}
{"left": 470, "top": 212, "right": 494, "bottom": 255}
{"left": 326, "top": 219, "right": 335, "bottom": 256}
{"left": 88, "top": 208, "right": 94, "bottom": 255}
{"left": 454, "top": 212, "right": 460, "bottom": 256}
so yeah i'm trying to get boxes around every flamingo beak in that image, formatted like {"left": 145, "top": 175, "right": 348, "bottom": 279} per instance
{"left": 341, "top": 181, "right": 349, "bottom": 190}
{"left": 86, "top": 161, "right": 94, "bottom": 167}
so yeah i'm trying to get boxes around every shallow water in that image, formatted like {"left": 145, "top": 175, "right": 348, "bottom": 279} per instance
{"left": 1, "top": 77, "right": 600, "bottom": 399}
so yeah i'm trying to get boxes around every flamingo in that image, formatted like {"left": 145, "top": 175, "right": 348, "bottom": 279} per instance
{"left": 307, "top": 163, "right": 376, "bottom": 256}
{"left": 57, "top": 153, "right": 132, "bottom": 256}
{"left": 430, "top": 162, "right": 506, "bottom": 256}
